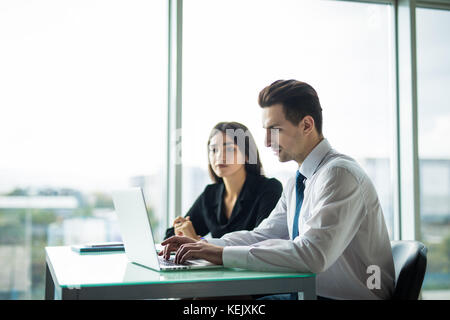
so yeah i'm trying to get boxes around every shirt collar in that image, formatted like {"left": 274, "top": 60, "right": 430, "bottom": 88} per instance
{"left": 299, "top": 138, "right": 332, "bottom": 179}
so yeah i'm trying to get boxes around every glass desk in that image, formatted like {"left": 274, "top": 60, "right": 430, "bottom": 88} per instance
{"left": 45, "top": 246, "right": 316, "bottom": 300}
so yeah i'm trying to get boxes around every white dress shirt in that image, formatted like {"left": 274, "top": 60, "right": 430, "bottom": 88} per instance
{"left": 208, "top": 138, "right": 395, "bottom": 300}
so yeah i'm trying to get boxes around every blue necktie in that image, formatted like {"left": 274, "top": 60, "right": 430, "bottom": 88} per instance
{"left": 292, "top": 171, "right": 306, "bottom": 240}
{"left": 290, "top": 171, "right": 306, "bottom": 300}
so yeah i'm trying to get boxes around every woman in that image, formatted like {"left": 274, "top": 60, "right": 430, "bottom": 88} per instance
{"left": 164, "top": 121, "right": 282, "bottom": 241}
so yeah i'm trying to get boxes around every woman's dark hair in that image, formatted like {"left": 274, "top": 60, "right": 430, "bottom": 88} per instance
{"left": 258, "top": 79, "right": 323, "bottom": 135}
{"left": 207, "top": 122, "right": 264, "bottom": 183}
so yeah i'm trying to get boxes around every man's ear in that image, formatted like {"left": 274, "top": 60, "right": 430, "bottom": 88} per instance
{"left": 302, "top": 116, "right": 315, "bottom": 135}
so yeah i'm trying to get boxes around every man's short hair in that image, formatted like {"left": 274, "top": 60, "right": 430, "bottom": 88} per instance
{"left": 258, "top": 80, "right": 323, "bottom": 135}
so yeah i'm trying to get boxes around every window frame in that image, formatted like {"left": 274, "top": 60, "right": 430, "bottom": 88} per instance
{"left": 165, "top": 0, "right": 450, "bottom": 241}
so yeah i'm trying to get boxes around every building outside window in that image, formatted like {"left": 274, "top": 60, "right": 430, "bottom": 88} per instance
{"left": 0, "top": 0, "right": 167, "bottom": 299}
{"left": 182, "top": 0, "right": 396, "bottom": 238}
{"left": 416, "top": 7, "right": 450, "bottom": 300}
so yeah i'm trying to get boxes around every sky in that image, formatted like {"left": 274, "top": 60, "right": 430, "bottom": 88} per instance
{"left": 0, "top": 0, "right": 167, "bottom": 192}
{"left": 0, "top": 0, "right": 449, "bottom": 194}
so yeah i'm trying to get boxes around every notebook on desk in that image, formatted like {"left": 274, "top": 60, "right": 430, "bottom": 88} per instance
{"left": 111, "top": 187, "right": 222, "bottom": 271}
{"left": 71, "top": 242, "right": 168, "bottom": 254}
{"left": 71, "top": 242, "right": 125, "bottom": 253}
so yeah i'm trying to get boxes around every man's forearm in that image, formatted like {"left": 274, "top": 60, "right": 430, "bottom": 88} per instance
{"left": 207, "top": 229, "right": 277, "bottom": 248}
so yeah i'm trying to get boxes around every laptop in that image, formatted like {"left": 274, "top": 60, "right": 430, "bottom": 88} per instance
{"left": 111, "top": 187, "right": 222, "bottom": 271}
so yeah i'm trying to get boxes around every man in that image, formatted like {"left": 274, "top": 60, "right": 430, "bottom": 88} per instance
{"left": 160, "top": 80, "right": 395, "bottom": 300}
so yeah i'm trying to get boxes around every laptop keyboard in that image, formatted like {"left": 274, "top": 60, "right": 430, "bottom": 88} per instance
{"left": 158, "top": 257, "right": 192, "bottom": 267}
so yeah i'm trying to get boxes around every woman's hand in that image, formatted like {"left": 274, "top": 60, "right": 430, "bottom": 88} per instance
{"left": 173, "top": 216, "right": 200, "bottom": 241}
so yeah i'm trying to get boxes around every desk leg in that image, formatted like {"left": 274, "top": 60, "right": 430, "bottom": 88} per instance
{"left": 45, "top": 263, "right": 55, "bottom": 300}
{"left": 302, "top": 277, "right": 317, "bottom": 300}
{"left": 60, "top": 288, "right": 79, "bottom": 300}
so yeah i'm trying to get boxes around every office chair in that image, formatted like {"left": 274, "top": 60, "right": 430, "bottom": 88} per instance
{"left": 390, "top": 240, "right": 428, "bottom": 300}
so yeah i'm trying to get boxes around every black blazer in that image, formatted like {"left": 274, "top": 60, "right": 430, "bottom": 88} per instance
{"left": 164, "top": 173, "right": 282, "bottom": 239}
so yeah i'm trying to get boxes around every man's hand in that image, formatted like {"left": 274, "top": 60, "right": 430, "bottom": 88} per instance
{"left": 159, "top": 236, "right": 224, "bottom": 265}
{"left": 174, "top": 241, "right": 224, "bottom": 265}
{"left": 159, "top": 236, "right": 197, "bottom": 260}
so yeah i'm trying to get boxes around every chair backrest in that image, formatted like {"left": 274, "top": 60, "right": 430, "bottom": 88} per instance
{"left": 390, "top": 240, "right": 428, "bottom": 300}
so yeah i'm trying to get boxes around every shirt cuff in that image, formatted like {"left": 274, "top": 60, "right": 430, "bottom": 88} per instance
{"left": 205, "top": 238, "right": 227, "bottom": 247}
{"left": 223, "top": 246, "right": 250, "bottom": 269}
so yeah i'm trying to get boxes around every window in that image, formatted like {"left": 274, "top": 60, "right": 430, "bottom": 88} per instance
{"left": 416, "top": 7, "right": 450, "bottom": 300}
{"left": 4, "top": 0, "right": 446, "bottom": 301}
{"left": 0, "top": 0, "right": 167, "bottom": 299}
{"left": 182, "top": 0, "right": 395, "bottom": 237}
